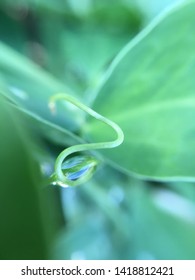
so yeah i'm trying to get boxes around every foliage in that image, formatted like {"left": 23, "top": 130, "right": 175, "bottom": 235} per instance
{"left": 1, "top": 0, "right": 195, "bottom": 260}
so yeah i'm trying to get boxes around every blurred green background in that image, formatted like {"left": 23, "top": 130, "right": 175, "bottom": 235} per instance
{"left": 1, "top": 0, "right": 195, "bottom": 260}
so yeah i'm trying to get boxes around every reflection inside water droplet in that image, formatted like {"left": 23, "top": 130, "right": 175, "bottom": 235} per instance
{"left": 51, "top": 155, "right": 99, "bottom": 188}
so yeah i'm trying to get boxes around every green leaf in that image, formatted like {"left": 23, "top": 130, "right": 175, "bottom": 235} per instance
{"left": 0, "top": 95, "right": 53, "bottom": 259}
{"left": 85, "top": 1, "right": 195, "bottom": 180}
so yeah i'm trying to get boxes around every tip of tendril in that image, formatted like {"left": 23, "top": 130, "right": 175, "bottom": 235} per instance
{"left": 48, "top": 101, "right": 56, "bottom": 115}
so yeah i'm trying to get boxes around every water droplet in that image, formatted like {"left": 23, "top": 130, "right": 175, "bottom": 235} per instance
{"left": 51, "top": 155, "right": 99, "bottom": 187}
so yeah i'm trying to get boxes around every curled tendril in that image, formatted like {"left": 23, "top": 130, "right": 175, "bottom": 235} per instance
{"left": 48, "top": 93, "right": 124, "bottom": 187}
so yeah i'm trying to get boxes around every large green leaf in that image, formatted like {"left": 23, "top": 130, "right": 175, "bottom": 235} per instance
{"left": 0, "top": 95, "right": 54, "bottom": 259}
{"left": 84, "top": 1, "right": 195, "bottom": 180}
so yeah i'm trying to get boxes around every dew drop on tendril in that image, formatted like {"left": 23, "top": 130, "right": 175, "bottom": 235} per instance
{"left": 50, "top": 155, "right": 98, "bottom": 188}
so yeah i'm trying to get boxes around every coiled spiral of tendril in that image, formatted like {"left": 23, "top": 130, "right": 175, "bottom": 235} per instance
{"left": 48, "top": 93, "right": 124, "bottom": 187}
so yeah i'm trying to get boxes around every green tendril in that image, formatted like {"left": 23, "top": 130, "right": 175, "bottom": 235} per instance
{"left": 48, "top": 93, "right": 124, "bottom": 187}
